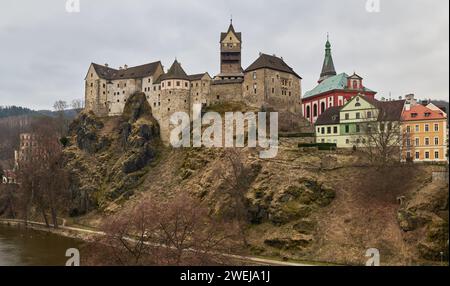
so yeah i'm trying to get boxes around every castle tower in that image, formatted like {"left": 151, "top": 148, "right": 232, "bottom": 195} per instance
{"left": 217, "top": 19, "right": 243, "bottom": 79}
{"left": 318, "top": 35, "right": 337, "bottom": 83}
{"left": 159, "top": 59, "right": 191, "bottom": 143}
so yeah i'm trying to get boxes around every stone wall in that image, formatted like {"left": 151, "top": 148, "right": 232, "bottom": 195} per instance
{"left": 210, "top": 81, "right": 243, "bottom": 105}
{"left": 243, "top": 68, "right": 302, "bottom": 113}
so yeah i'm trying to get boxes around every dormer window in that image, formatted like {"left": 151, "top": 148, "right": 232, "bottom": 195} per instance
{"left": 424, "top": 112, "right": 431, "bottom": 117}
{"left": 411, "top": 113, "right": 418, "bottom": 118}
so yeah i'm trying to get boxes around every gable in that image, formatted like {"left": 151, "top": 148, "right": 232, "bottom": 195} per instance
{"left": 221, "top": 31, "right": 241, "bottom": 44}
{"left": 340, "top": 95, "right": 377, "bottom": 112}
{"left": 84, "top": 64, "right": 99, "bottom": 81}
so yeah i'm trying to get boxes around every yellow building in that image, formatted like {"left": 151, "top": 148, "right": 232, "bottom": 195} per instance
{"left": 402, "top": 103, "right": 447, "bottom": 162}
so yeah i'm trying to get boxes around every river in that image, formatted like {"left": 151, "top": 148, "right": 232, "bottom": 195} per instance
{"left": 0, "top": 224, "right": 84, "bottom": 266}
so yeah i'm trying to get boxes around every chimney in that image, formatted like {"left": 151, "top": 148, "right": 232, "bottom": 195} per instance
{"left": 405, "top": 103, "right": 411, "bottom": 111}
{"left": 259, "top": 52, "right": 262, "bottom": 56}
{"left": 119, "top": 66, "right": 123, "bottom": 70}
{"left": 104, "top": 63, "right": 109, "bottom": 67}
{"left": 124, "top": 64, "right": 128, "bottom": 70}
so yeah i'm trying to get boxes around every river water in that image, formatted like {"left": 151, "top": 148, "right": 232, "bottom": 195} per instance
{"left": 0, "top": 224, "right": 84, "bottom": 266}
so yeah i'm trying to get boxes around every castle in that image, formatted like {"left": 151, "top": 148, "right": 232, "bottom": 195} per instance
{"left": 84, "top": 21, "right": 303, "bottom": 142}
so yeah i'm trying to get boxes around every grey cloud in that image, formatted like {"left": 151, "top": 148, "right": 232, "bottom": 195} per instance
{"left": 0, "top": 0, "right": 448, "bottom": 110}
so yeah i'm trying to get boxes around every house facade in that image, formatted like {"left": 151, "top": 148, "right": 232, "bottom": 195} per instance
{"left": 401, "top": 102, "right": 448, "bottom": 162}
{"left": 316, "top": 94, "right": 405, "bottom": 149}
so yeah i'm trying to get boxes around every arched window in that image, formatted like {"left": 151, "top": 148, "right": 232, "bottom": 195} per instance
{"left": 313, "top": 104, "right": 318, "bottom": 117}
{"left": 306, "top": 106, "right": 311, "bottom": 118}
{"left": 321, "top": 102, "right": 326, "bottom": 114}
{"left": 353, "top": 80, "right": 358, "bottom": 89}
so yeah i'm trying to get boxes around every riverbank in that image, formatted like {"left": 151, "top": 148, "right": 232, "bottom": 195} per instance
{"left": 0, "top": 218, "right": 320, "bottom": 266}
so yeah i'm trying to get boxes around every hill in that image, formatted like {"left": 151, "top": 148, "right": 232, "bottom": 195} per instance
{"left": 60, "top": 98, "right": 448, "bottom": 266}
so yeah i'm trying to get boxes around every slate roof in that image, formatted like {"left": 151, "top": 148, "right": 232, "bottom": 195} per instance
{"left": 315, "top": 106, "right": 342, "bottom": 126}
{"left": 319, "top": 39, "right": 337, "bottom": 82}
{"left": 376, "top": 100, "right": 405, "bottom": 121}
{"left": 244, "top": 53, "right": 302, "bottom": 79}
{"left": 220, "top": 23, "right": 242, "bottom": 42}
{"left": 304, "top": 73, "right": 376, "bottom": 99}
{"left": 159, "top": 60, "right": 190, "bottom": 81}
{"left": 358, "top": 96, "right": 405, "bottom": 121}
{"left": 92, "top": 61, "right": 161, "bottom": 80}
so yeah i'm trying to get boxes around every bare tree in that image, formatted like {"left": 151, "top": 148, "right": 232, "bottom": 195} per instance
{"left": 17, "top": 117, "right": 69, "bottom": 228}
{"left": 86, "top": 193, "right": 241, "bottom": 266}
{"left": 53, "top": 100, "right": 68, "bottom": 136}
{"left": 219, "top": 149, "right": 254, "bottom": 246}
{"left": 355, "top": 108, "right": 403, "bottom": 167}
{"left": 71, "top": 99, "right": 84, "bottom": 113}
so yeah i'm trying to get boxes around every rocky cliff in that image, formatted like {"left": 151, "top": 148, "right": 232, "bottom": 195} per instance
{"left": 63, "top": 98, "right": 448, "bottom": 265}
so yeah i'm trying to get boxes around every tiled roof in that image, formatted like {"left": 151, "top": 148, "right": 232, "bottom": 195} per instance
{"left": 402, "top": 104, "right": 447, "bottom": 121}
{"left": 92, "top": 61, "right": 161, "bottom": 80}
{"left": 244, "top": 53, "right": 302, "bottom": 79}
{"left": 159, "top": 60, "right": 189, "bottom": 81}
{"left": 304, "top": 72, "right": 376, "bottom": 99}
{"left": 188, "top": 73, "right": 210, "bottom": 81}
{"left": 315, "top": 106, "right": 342, "bottom": 126}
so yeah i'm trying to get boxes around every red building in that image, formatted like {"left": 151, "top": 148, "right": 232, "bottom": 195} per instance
{"left": 302, "top": 38, "right": 377, "bottom": 124}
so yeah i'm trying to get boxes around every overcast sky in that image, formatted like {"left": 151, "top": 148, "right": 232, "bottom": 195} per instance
{"left": 0, "top": 0, "right": 448, "bottom": 110}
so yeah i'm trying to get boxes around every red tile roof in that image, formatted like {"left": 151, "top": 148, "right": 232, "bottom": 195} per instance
{"left": 402, "top": 104, "right": 447, "bottom": 121}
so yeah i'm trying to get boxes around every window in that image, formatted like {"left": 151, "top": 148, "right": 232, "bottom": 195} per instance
{"left": 415, "top": 152, "right": 420, "bottom": 159}
{"left": 345, "top": 125, "right": 350, "bottom": 133}
{"left": 313, "top": 104, "right": 318, "bottom": 117}
{"left": 90, "top": 83, "right": 93, "bottom": 87}
{"left": 415, "top": 138, "right": 419, "bottom": 146}
{"left": 425, "top": 124, "right": 429, "bottom": 132}
{"left": 356, "top": 125, "right": 360, "bottom": 133}
{"left": 306, "top": 106, "right": 311, "bottom": 118}
{"left": 356, "top": 112, "right": 360, "bottom": 119}
{"left": 317, "top": 128, "right": 320, "bottom": 133}
{"left": 327, "top": 127, "right": 331, "bottom": 134}
{"left": 253, "top": 72, "right": 257, "bottom": 80}
{"left": 406, "top": 152, "right": 411, "bottom": 160}
{"left": 425, "top": 152, "right": 430, "bottom": 159}
{"left": 434, "top": 124, "right": 439, "bottom": 132}
{"left": 434, "top": 137, "right": 439, "bottom": 145}
{"left": 434, "top": 151, "right": 439, "bottom": 159}
{"left": 272, "top": 88, "right": 275, "bottom": 94}
{"left": 346, "top": 139, "right": 350, "bottom": 144}
{"left": 321, "top": 102, "right": 325, "bottom": 114}
{"left": 321, "top": 127, "right": 325, "bottom": 134}
{"left": 367, "top": 124, "right": 372, "bottom": 133}
{"left": 185, "top": 82, "right": 188, "bottom": 88}
{"left": 415, "top": 125, "right": 419, "bottom": 132}
{"left": 333, "top": 126, "right": 338, "bottom": 134}
{"left": 345, "top": 113, "right": 349, "bottom": 120}
{"left": 168, "top": 81, "right": 171, "bottom": 87}
{"left": 406, "top": 126, "right": 411, "bottom": 133}
{"left": 425, "top": 138, "right": 430, "bottom": 145}
{"left": 353, "top": 80, "right": 358, "bottom": 89}
{"left": 176, "top": 81, "right": 180, "bottom": 87}
{"left": 367, "top": 111, "right": 372, "bottom": 118}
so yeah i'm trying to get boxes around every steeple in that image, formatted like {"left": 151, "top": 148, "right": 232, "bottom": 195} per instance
{"left": 318, "top": 34, "right": 337, "bottom": 83}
